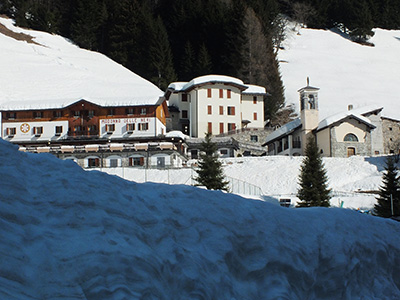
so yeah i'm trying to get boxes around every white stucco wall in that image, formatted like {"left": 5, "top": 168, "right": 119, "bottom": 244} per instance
{"left": 334, "top": 119, "right": 367, "bottom": 142}
{"left": 316, "top": 128, "right": 331, "bottom": 157}
{"left": 2, "top": 120, "right": 69, "bottom": 142}
{"left": 240, "top": 94, "right": 264, "bottom": 128}
{"left": 99, "top": 117, "right": 165, "bottom": 138}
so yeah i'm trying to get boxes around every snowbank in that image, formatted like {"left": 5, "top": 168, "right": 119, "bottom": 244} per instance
{"left": 0, "top": 138, "right": 399, "bottom": 299}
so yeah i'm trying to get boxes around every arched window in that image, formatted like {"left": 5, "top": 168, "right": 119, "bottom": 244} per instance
{"left": 344, "top": 133, "right": 358, "bottom": 142}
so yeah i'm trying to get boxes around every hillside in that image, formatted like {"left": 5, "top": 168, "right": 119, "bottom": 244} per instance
{"left": 1, "top": 139, "right": 400, "bottom": 299}
{"left": 278, "top": 26, "right": 400, "bottom": 121}
{"left": 0, "top": 17, "right": 163, "bottom": 110}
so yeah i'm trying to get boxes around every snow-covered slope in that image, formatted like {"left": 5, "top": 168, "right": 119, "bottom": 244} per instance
{"left": 97, "top": 155, "right": 386, "bottom": 210}
{"left": 278, "top": 26, "right": 400, "bottom": 120}
{"left": 1, "top": 139, "right": 400, "bottom": 299}
{"left": 0, "top": 17, "right": 163, "bottom": 110}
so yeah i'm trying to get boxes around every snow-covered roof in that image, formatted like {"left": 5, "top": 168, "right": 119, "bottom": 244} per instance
{"left": 167, "top": 75, "right": 267, "bottom": 95}
{"left": 264, "top": 118, "right": 302, "bottom": 144}
{"left": 317, "top": 108, "right": 377, "bottom": 131}
{"left": 165, "top": 130, "right": 188, "bottom": 140}
{"left": 0, "top": 17, "right": 163, "bottom": 111}
{"left": 242, "top": 84, "right": 267, "bottom": 95}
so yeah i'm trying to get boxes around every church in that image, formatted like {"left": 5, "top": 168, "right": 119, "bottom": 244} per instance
{"left": 263, "top": 81, "right": 398, "bottom": 157}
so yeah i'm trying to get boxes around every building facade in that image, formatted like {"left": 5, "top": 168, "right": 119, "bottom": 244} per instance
{"left": 165, "top": 75, "right": 267, "bottom": 138}
{"left": 264, "top": 82, "right": 397, "bottom": 158}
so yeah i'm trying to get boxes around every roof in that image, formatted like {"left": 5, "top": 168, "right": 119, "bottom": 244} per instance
{"left": 0, "top": 17, "right": 163, "bottom": 111}
{"left": 167, "top": 75, "right": 267, "bottom": 95}
{"left": 263, "top": 118, "right": 302, "bottom": 145}
{"left": 242, "top": 84, "right": 267, "bottom": 95}
{"left": 316, "top": 107, "right": 378, "bottom": 131}
{"left": 297, "top": 85, "right": 320, "bottom": 93}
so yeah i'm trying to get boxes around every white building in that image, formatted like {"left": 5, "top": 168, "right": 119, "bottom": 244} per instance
{"left": 165, "top": 75, "right": 267, "bottom": 138}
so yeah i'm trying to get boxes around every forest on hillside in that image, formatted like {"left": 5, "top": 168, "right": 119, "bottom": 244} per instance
{"left": 0, "top": 0, "right": 399, "bottom": 123}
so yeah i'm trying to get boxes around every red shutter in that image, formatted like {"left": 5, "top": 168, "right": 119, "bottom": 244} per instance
{"left": 220, "top": 123, "right": 224, "bottom": 134}
{"left": 227, "top": 89, "right": 231, "bottom": 98}
{"left": 254, "top": 112, "right": 257, "bottom": 120}
{"left": 208, "top": 122, "right": 212, "bottom": 134}
{"left": 208, "top": 105, "right": 212, "bottom": 115}
{"left": 219, "top": 106, "right": 223, "bottom": 115}
{"left": 219, "top": 89, "right": 223, "bottom": 98}
{"left": 207, "top": 89, "right": 212, "bottom": 98}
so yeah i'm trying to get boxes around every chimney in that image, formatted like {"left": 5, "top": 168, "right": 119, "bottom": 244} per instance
{"left": 348, "top": 104, "right": 353, "bottom": 111}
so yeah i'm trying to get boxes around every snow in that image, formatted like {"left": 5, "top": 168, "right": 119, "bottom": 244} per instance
{"left": 97, "top": 153, "right": 389, "bottom": 211}
{"left": 0, "top": 17, "right": 163, "bottom": 110}
{"left": 1, "top": 138, "right": 400, "bottom": 299}
{"left": 278, "top": 26, "right": 400, "bottom": 121}
{"left": 264, "top": 118, "right": 301, "bottom": 144}
{"left": 167, "top": 75, "right": 266, "bottom": 94}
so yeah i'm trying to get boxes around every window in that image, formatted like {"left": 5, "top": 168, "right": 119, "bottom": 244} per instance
{"left": 126, "top": 108, "right": 135, "bottom": 115}
{"left": 34, "top": 111, "right": 43, "bottom": 119}
{"left": 74, "top": 125, "right": 82, "bottom": 132}
{"left": 219, "top": 106, "right": 224, "bottom": 115}
{"left": 157, "top": 157, "right": 166, "bottom": 168}
{"left": 190, "top": 150, "right": 198, "bottom": 159}
{"left": 308, "top": 95, "right": 316, "bottom": 109}
{"left": 108, "top": 108, "right": 115, "bottom": 116}
{"left": 253, "top": 112, "right": 258, "bottom": 120}
{"left": 227, "top": 106, "right": 235, "bottom": 115}
{"left": 33, "top": 126, "right": 43, "bottom": 136}
{"left": 220, "top": 122, "right": 224, "bottom": 134}
{"left": 228, "top": 123, "right": 236, "bottom": 131}
{"left": 344, "top": 133, "right": 358, "bottom": 142}
{"left": 6, "top": 127, "right": 16, "bottom": 136}
{"left": 182, "top": 94, "right": 188, "bottom": 102}
{"left": 389, "top": 127, "right": 393, "bottom": 131}
{"left": 182, "top": 110, "right": 188, "bottom": 119}
{"left": 207, "top": 88, "right": 212, "bottom": 98}
{"left": 250, "top": 135, "right": 258, "bottom": 142}
{"left": 88, "top": 158, "right": 100, "bottom": 168}
{"left": 7, "top": 112, "right": 16, "bottom": 119}
{"left": 253, "top": 96, "right": 257, "bottom": 104}
{"left": 105, "top": 124, "right": 115, "bottom": 133}
{"left": 110, "top": 159, "right": 119, "bottom": 168}
{"left": 138, "top": 123, "right": 149, "bottom": 131}
{"left": 207, "top": 105, "right": 212, "bottom": 115}
{"left": 208, "top": 122, "right": 212, "bottom": 134}
{"left": 53, "top": 111, "right": 62, "bottom": 118}
{"left": 73, "top": 110, "right": 80, "bottom": 118}
{"left": 219, "top": 89, "right": 223, "bottom": 98}
{"left": 88, "top": 125, "right": 97, "bottom": 133}
{"left": 140, "top": 108, "right": 147, "bottom": 115}
{"left": 227, "top": 89, "right": 231, "bottom": 99}
{"left": 126, "top": 123, "right": 135, "bottom": 132}
{"left": 88, "top": 110, "right": 95, "bottom": 117}
{"left": 129, "top": 157, "right": 144, "bottom": 166}
{"left": 55, "top": 126, "right": 63, "bottom": 136}
{"left": 220, "top": 149, "right": 228, "bottom": 155}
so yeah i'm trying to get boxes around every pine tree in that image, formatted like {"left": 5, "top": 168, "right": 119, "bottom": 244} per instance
{"left": 194, "top": 133, "right": 229, "bottom": 191}
{"left": 374, "top": 156, "right": 400, "bottom": 218}
{"left": 297, "top": 136, "right": 331, "bottom": 207}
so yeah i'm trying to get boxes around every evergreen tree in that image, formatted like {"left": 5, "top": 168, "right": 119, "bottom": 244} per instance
{"left": 297, "top": 136, "right": 331, "bottom": 207}
{"left": 374, "top": 156, "right": 400, "bottom": 218}
{"left": 195, "top": 133, "right": 229, "bottom": 191}
{"left": 148, "top": 15, "right": 177, "bottom": 90}
{"left": 196, "top": 43, "right": 212, "bottom": 76}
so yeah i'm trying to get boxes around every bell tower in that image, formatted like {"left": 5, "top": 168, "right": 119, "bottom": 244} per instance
{"left": 298, "top": 78, "right": 320, "bottom": 153}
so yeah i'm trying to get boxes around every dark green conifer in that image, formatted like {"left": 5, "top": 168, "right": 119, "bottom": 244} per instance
{"left": 297, "top": 136, "right": 331, "bottom": 207}
{"left": 195, "top": 133, "right": 229, "bottom": 191}
{"left": 374, "top": 156, "right": 400, "bottom": 218}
